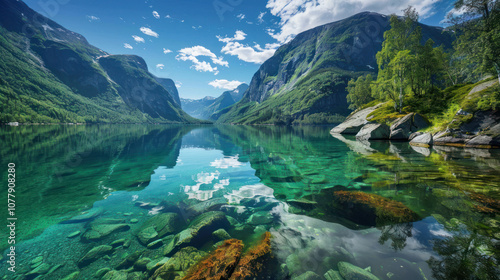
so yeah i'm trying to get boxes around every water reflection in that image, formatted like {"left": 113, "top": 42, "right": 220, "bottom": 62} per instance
{"left": 0, "top": 125, "right": 498, "bottom": 280}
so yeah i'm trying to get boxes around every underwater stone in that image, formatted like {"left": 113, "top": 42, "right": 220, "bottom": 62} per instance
{"left": 134, "top": 258, "right": 151, "bottom": 271}
{"left": 82, "top": 224, "right": 130, "bottom": 242}
{"left": 78, "top": 245, "right": 113, "bottom": 267}
{"left": 152, "top": 247, "right": 206, "bottom": 279}
{"left": 324, "top": 270, "right": 343, "bottom": 280}
{"left": 116, "top": 250, "right": 144, "bottom": 269}
{"left": 95, "top": 267, "right": 111, "bottom": 279}
{"left": 247, "top": 211, "right": 273, "bottom": 225}
{"left": 147, "top": 239, "right": 164, "bottom": 249}
{"left": 62, "top": 207, "right": 103, "bottom": 223}
{"left": 293, "top": 271, "right": 322, "bottom": 280}
{"left": 110, "top": 239, "right": 127, "bottom": 248}
{"left": 229, "top": 232, "right": 273, "bottom": 280}
{"left": 30, "top": 256, "right": 43, "bottom": 265}
{"left": 183, "top": 239, "right": 244, "bottom": 280}
{"left": 212, "top": 228, "right": 232, "bottom": 241}
{"left": 138, "top": 213, "right": 182, "bottom": 238}
{"left": 338, "top": 262, "right": 380, "bottom": 280}
{"left": 226, "top": 216, "right": 239, "bottom": 226}
{"left": 101, "top": 270, "right": 128, "bottom": 280}
{"left": 60, "top": 271, "right": 80, "bottom": 280}
{"left": 146, "top": 257, "right": 170, "bottom": 272}
{"left": 66, "top": 231, "right": 81, "bottom": 238}
{"left": 137, "top": 226, "right": 159, "bottom": 245}
{"left": 130, "top": 218, "right": 139, "bottom": 224}
{"left": 187, "top": 197, "right": 228, "bottom": 216}
{"left": 26, "top": 263, "right": 51, "bottom": 276}
{"left": 128, "top": 271, "right": 147, "bottom": 279}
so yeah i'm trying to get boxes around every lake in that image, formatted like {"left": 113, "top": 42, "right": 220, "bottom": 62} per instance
{"left": 0, "top": 125, "right": 499, "bottom": 279}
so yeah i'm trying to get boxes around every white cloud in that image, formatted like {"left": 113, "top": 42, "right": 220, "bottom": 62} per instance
{"left": 132, "top": 35, "right": 145, "bottom": 43}
{"left": 86, "top": 15, "right": 100, "bottom": 22}
{"left": 165, "top": 14, "right": 172, "bottom": 19}
{"left": 237, "top": 13, "right": 246, "bottom": 21}
{"left": 124, "top": 43, "right": 133, "bottom": 49}
{"left": 140, "top": 27, "right": 159, "bottom": 38}
{"left": 209, "top": 80, "right": 244, "bottom": 91}
{"left": 265, "top": 0, "right": 440, "bottom": 43}
{"left": 258, "top": 12, "right": 266, "bottom": 23}
{"left": 153, "top": 11, "right": 160, "bottom": 19}
{"left": 163, "top": 48, "right": 172, "bottom": 54}
{"left": 176, "top": 46, "right": 228, "bottom": 74}
{"left": 175, "top": 81, "right": 182, "bottom": 88}
{"left": 156, "top": 64, "right": 165, "bottom": 69}
{"left": 217, "top": 31, "right": 279, "bottom": 64}
{"left": 217, "top": 30, "right": 247, "bottom": 43}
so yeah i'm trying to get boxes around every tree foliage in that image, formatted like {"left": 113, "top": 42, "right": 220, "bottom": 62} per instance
{"left": 346, "top": 74, "right": 374, "bottom": 110}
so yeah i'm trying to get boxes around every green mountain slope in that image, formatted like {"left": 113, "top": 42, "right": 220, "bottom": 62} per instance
{"left": 217, "top": 12, "right": 453, "bottom": 125}
{"left": 180, "top": 83, "right": 248, "bottom": 120}
{"left": 0, "top": 0, "right": 197, "bottom": 123}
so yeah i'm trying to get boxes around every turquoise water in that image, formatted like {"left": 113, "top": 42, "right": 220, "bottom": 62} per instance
{"left": 0, "top": 125, "right": 499, "bottom": 279}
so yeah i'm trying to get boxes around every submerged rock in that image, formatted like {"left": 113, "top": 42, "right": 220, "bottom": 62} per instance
{"left": 82, "top": 223, "right": 130, "bottom": 242}
{"left": 247, "top": 211, "right": 274, "bottom": 225}
{"left": 324, "top": 269, "right": 343, "bottom": 280}
{"left": 293, "top": 271, "right": 322, "bottom": 280}
{"left": 151, "top": 247, "right": 206, "bottom": 279}
{"left": 338, "top": 262, "right": 380, "bottom": 280}
{"left": 187, "top": 197, "right": 228, "bottom": 216}
{"left": 26, "top": 263, "right": 51, "bottom": 276}
{"left": 138, "top": 213, "right": 182, "bottom": 238}
{"left": 95, "top": 267, "right": 111, "bottom": 279}
{"left": 62, "top": 207, "right": 103, "bottom": 223}
{"left": 101, "top": 270, "right": 128, "bottom": 280}
{"left": 78, "top": 245, "right": 113, "bottom": 267}
{"left": 213, "top": 228, "right": 232, "bottom": 241}
{"left": 229, "top": 232, "right": 273, "bottom": 280}
{"left": 137, "top": 226, "right": 159, "bottom": 245}
{"left": 356, "top": 123, "right": 390, "bottom": 141}
{"left": 66, "top": 231, "right": 81, "bottom": 238}
{"left": 183, "top": 239, "right": 244, "bottom": 280}
{"left": 116, "top": 250, "right": 143, "bottom": 269}
{"left": 333, "top": 191, "right": 418, "bottom": 226}
{"left": 61, "top": 271, "right": 80, "bottom": 280}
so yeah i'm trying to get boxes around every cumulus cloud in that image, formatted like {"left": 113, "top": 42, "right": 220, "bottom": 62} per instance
{"left": 140, "top": 27, "right": 159, "bottom": 38}
{"left": 124, "top": 43, "right": 133, "bottom": 49}
{"left": 209, "top": 79, "right": 244, "bottom": 90}
{"left": 156, "top": 64, "right": 165, "bottom": 69}
{"left": 265, "top": 0, "right": 439, "bottom": 43}
{"left": 153, "top": 11, "right": 160, "bottom": 19}
{"left": 175, "top": 81, "right": 182, "bottom": 88}
{"left": 218, "top": 30, "right": 279, "bottom": 64}
{"left": 86, "top": 15, "right": 100, "bottom": 22}
{"left": 217, "top": 30, "right": 247, "bottom": 43}
{"left": 132, "top": 35, "right": 145, "bottom": 43}
{"left": 163, "top": 48, "right": 172, "bottom": 54}
{"left": 176, "top": 46, "right": 228, "bottom": 74}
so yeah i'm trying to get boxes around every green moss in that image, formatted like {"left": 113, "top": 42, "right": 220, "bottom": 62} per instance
{"left": 366, "top": 101, "right": 406, "bottom": 124}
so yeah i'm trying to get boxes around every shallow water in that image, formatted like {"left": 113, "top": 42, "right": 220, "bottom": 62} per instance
{"left": 0, "top": 125, "right": 499, "bottom": 279}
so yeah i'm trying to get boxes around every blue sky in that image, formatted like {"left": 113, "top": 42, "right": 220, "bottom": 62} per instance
{"left": 24, "top": 0, "right": 457, "bottom": 99}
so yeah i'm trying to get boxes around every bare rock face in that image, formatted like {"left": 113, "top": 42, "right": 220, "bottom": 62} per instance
{"left": 409, "top": 133, "right": 433, "bottom": 147}
{"left": 356, "top": 123, "right": 390, "bottom": 141}
{"left": 331, "top": 104, "right": 382, "bottom": 134}
{"left": 390, "top": 113, "right": 429, "bottom": 140}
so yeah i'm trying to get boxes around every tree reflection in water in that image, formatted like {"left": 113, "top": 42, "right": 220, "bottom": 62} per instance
{"left": 427, "top": 224, "right": 499, "bottom": 280}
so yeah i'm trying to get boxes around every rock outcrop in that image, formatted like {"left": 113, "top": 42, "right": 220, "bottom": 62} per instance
{"left": 331, "top": 105, "right": 381, "bottom": 134}
{"left": 356, "top": 123, "right": 390, "bottom": 141}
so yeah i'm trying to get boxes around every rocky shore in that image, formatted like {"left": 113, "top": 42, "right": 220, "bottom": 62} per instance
{"left": 331, "top": 85, "right": 500, "bottom": 149}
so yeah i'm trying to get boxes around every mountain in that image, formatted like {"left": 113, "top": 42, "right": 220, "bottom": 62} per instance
{"left": 217, "top": 12, "right": 453, "bottom": 125}
{"left": 0, "top": 0, "right": 197, "bottom": 123}
{"left": 180, "top": 83, "right": 248, "bottom": 120}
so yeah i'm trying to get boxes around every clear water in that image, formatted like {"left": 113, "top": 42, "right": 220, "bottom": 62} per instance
{"left": 0, "top": 125, "right": 499, "bottom": 279}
